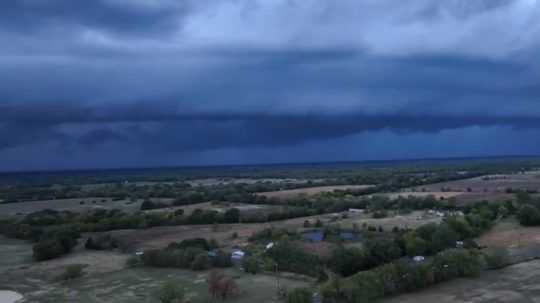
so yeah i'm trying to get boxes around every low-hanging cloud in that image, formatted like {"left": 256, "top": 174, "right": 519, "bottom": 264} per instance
{"left": 1, "top": 0, "right": 540, "bottom": 170}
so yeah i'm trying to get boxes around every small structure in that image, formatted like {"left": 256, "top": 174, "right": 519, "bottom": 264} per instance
{"left": 348, "top": 208, "right": 364, "bottom": 214}
{"left": 413, "top": 256, "right": 425, "bottom": 262}
{"left": 231, "top": 250, "right": 245, "bottom": 262}
{"left": 302, "top": 231, "right": 324, "bottom": 242}
{"left": 339, "top": 231, "right": 359, "bottom": 241}
{"left": 208, "top": 250, "right": 217, "bottom": 258}
{"left": 135, "top": 251, "right": 144, "bottom": 256}
{"left": 265, "top": 242, "right": 274, "bottom": 250}
{"left": 456, "top": 241, "right": 464, "bottom": 248}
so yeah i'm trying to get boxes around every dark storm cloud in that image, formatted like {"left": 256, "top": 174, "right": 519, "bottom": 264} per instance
{"left": 0, "top": 0, "right": 190, "bottom": 36}
{"left": 1, "top": 0, "right": 540, "bottom": 170}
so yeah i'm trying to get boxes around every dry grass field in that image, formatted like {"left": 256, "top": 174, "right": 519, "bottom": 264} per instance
{"left": 339, "top": 210, "right": 443, "bottom": 230}
{"left": 377, "top": 192, "right": 464, "bottom": 200}
{"left": 256, "top": 185, "right": 374, "bottom": 200}
{"left": 0, "top": 197, "right": 143, "bottom": 218}
{"left": 412, "top": 172, "right": 540, "bottom": 194}
{"left": 477, "top": 219, "right": 540, "bottom": 249}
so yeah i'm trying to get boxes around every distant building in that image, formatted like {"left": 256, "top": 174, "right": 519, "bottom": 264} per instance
{"left": 231, "top": 250, "right": 245, "bottom": 261}
{"left": 302, "top": 231, "right": 324, "bottom": 242}
{"left": 413, "top": 256, "right": 425, "bottom": 262}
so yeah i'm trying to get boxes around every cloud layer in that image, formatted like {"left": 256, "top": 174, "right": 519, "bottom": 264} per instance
{"left": 1, "top": 0, "right": 540, "bottom": 170}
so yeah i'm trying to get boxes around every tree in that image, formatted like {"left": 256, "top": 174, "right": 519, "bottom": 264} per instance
{"left": 242, "top": 256, "right": 261, "bottom": 274}
{"left": 403, "top": 232, "right": 427, "bottom": 257}
{"left": 518, "top": 204, "right": 540, "bottom": 226}
{"left": 207, "top": 270, "right": 239, "bottom": 300}
{"left": 223, "top": 208, "right": 240, "bottom": 223}
{"left": 430, "top": 224, "right": 458, "bottom": 253}
{"left": 33, "top": 238, "right": 66, "bottom": 261}
{"left": 191, "top": 253, "right": 210, "bottom": 271}
{"left": 287, "top": 287, "right": 312, "bottom": 303}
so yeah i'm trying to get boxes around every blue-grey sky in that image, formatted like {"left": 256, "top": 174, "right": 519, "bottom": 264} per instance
{"left": 2, "top": 0, "right": 540, "bottom": 171}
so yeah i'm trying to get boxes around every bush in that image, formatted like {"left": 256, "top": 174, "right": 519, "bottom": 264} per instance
{"left": 484, "top": 248, "right": 509, "bottom": 269}
{"left": 518, "top": 204, "right": 540, "bottom": 226}
{"left": 372, "top": 210, "right": 388, "bottom": 219}
{"left": 126, "top": 256, "right": 142, "bottom": 267}
{"left": 158, "top": 281, "right": 184, "bottom": 303}
{"left": 58, "top": 264, "right": 85, "bottom": 281}
{"left": 33, "top": 238, "right": 67, "bottom": 261}
{"left": 242, "top": 256, "right": 261, "bottom": 274}
{"left": 85, "top": 234, "right": 118, "bottom": 250}
{"left": 287, "top": 287, "right": 312, "bottom": 303}
{"left": 191, "top": 253, "right": 210, "bottom": 271}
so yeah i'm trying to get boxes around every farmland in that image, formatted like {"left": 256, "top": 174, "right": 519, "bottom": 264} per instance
{"left": 2, "top": 158, "right": 540, "bottom": 302}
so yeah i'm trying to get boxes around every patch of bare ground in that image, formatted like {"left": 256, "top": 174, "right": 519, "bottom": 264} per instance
{"left": 477, "top": 219, "right": 540, "bottom": 249}
{"left": 256, "top": 185, "right": 374, "bottom": 200}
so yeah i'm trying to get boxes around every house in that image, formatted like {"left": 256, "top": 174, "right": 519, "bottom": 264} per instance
{"left": 302, "top": 231, "right": 324, "bottom": 242}
{"left": 348, "top": 208, "right": 364, "bottom": 214}
{"left": 339, "top": 231, "right": 359, "bottom": 241}
{"left": 413, "top": 256, "right": 425, "bottom": 262}
{"left": 231, "top": 250, "right": 245, "bottom": 261}
{"left": 456, "top": 241, "right": 464, "bottom": 248}
{"left": 265, "top": 242, "right": 274, "bottom": 250}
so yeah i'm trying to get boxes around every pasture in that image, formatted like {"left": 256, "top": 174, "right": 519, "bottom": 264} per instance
{"left": 0, "top": 197, "right": 142, "bottom": 218}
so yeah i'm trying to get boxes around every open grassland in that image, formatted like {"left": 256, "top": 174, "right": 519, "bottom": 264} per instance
{"left": 0, "top": 236, "right": 32, "bottom": 273}
{"left": 412, "top": 172, "right": 540, "bottom": 194}
{"left": 0, "top": 197, "right": 142, "bottom": 218}
{"left": 477, "top": 219, "right": 540, "bottom": 249}
{"left": 376, "top": 191, "right": 464, "bottom": 200}
{"left": 0, "top": 236, "right": 310, "bottom": 303}
{"left": 338, "top": 210, "right": 443, "bottom": 230}
{"left": 382, "top": 259, "right": 540, "bottom": 303}
{"left": 256, "top": 185, "right": 374, "bottom": 200}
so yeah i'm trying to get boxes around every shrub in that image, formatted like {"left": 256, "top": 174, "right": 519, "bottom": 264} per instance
{"left": 33, "top": 238, "right": 66, "bottom": 261}
{"left": 126, "top": 256, "right": 142, "bottom": 267}
{"left": 484, "top": 248, "right": 509, "bottom": 269}
{"left": 85, "top": 234, "right": 118, "bottom": 250}
{"left": 518, "top": 204, "right": 540, "bottom": 226}
{"left": 207, "top": 270, "right": 239, "bottom": 300}
{"left": 242, "top": 256, "right": 261, "bottom": 274}
{"left": 58, "top": 264, "right": 85, "bottom": 281}
{"left": 287, "top": 287, "right": 312, "bottom": 303}
{"left": 158, "top": 281, "right": 184, "bottom": 303}
{"left": 191, "top": 253, "right": 210, "bottom": 271}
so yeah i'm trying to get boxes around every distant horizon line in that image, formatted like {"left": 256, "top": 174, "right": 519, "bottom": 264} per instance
{"left": 2, "top": 153, "right": 540, "bottom": 175}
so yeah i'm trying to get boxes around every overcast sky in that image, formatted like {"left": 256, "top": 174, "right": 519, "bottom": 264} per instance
{"left": 2, "top": 0, "right": 540, "bottom": 171}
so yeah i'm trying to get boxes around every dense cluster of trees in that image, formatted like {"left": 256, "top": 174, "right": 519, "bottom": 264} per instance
{"left": 4, "top": 156, "right": 528, "bottom": 204}
{"left": 32, "top": 227, "right": 80, "bottom": 261}
{"left": 141, "top": 238, "right": 231, "bottom": 271}
{"left": 515, "top": 191, "right": 540, "bottom": 226}
{"left": 325, "top": 249, "right": 482, "bottom": 303}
